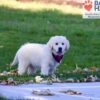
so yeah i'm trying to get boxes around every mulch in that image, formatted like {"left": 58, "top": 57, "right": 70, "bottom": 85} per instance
{"left": 16, "top": 0, "right": 83, "bottom": 6}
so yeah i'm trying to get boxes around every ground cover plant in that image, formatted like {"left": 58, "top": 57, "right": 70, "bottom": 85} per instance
{"left": 0, "top": 0, "right": 100, "bottom": 83}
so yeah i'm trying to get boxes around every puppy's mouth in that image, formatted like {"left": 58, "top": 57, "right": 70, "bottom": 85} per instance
{"left": 52, "top": 53, "right": 63, "bottom": 63}
{"left": 57, "top": 51, "right": 63, "bottom": 55}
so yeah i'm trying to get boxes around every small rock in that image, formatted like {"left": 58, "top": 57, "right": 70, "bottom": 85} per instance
{"left": 29, "top": 80, "right": 34, "bottom": 83}
{"left": 3, "top": 71, "right": 8, "bottom": 75}
{"left": 0, "top": 73, "right": 4, "bottom": 76}
{"left": 39, "top": 80, "right": 53, "bottom": 85}
{"left": 65, "top": 78, "right": 74, "bottom": 83}
{"left": 80, "top": 78, "right": 87, "bottom": 82}
{"left": 7, "top": 77, "right": 14, "bottom": 84}
{"left": 74, "top": 79, "right": 80, "bottom": 83}
{"left": 0, "top": 80, "right": 8, "bottom": 85}
{"left": 83, "top": 68, "right": 89, "bottom": 73}
{"left": 52, "top": 77, "right": 61, "bottom": 83}
{"left": 86, "top": 75, "right": 98, "bottom": 82}
{"left": 35, "top": 76, "right": 43, "bottom": 83}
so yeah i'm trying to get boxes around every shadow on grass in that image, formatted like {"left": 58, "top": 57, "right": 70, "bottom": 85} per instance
{"left": 0, "top": 6, "right": 100, "bottom": 73}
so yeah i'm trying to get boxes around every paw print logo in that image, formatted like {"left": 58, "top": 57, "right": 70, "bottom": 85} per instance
{"left": 83, "top": 0, "right": 93, "bottom": 11}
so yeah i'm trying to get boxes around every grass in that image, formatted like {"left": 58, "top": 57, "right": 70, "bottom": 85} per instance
{"left": 0, "top": 0, "right": 100, "bottom": 81}
{"left": 0, "top": 95, "right": 6, "bottom": 100}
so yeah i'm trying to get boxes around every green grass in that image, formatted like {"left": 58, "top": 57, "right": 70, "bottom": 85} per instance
{"left": 0, "top": 95, "right": 6, "bottom": 100}
{"left": 0, "top": 6, "right": 100, "bottom": 80}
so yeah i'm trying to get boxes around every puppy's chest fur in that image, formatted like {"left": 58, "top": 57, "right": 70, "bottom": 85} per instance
{"left": 49, "top": 61, "right": 56, "bottom": 67}
{"left": 49, "top": 56, "right": 59, "bottom": 68}
{"left": 47, "top": 57, "right": 59, "bottom": 75}
{"left": 44, "top": 46, "right": 59, "bottom": 68}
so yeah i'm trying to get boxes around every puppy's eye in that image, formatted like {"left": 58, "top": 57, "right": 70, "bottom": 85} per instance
{"left": 55, "top": 43, "right": 58, "bottom": 45}
{"left": 62, "top": 43, "right": 64, "bottom": 45}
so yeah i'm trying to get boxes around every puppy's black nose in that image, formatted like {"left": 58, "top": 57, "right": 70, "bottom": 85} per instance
{"left": 58, "top": 47, "right": 62, "bottom": 53}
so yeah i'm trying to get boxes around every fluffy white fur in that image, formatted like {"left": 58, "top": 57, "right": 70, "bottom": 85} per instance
{"left": 10, "top": 36, "right": 70, "bottom": 75}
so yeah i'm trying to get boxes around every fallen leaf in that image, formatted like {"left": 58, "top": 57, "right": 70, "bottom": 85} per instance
{"left": 32, "top": 89, "right": 54, "bottom": 96}
{"left": 59, "top": 89, "right": 82, "bottom": 95}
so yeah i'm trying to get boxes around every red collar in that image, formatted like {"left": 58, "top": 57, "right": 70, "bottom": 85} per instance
{"left": 52, "top": 53, "right": 63, "bottom": 63}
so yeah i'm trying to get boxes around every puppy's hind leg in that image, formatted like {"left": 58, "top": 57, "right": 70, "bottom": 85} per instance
{"left": 18, "top": 62, "right": 28, "bottom": 75}
{"left": 27, "top": 64, "right": 36, "bottom": 75}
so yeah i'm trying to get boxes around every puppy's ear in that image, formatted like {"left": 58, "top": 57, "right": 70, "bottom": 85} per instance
{"left": 47, "top": 37, "right": 53, "bottom": 49}
{"left": 65, "top": 39, "right": 70, "bottom": 52}
{"left": 47, "top": 40, "right": 52, "bottom": 49}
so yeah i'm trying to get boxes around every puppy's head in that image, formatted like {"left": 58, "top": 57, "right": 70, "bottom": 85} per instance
{"left": 47, "top": 36, "right": 70, "bottom": 62}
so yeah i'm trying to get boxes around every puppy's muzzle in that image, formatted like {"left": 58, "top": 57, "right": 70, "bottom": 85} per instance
{"left": 58, "top": 47, "right": 62, "bottom": 53}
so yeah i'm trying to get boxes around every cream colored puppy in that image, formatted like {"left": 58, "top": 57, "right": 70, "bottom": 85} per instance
{"left": 11, "top": 36, "right": 70, "bottom": 75}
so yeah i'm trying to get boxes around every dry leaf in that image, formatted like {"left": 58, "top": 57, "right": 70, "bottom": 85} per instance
{"left": 32, "top": 89, "right": 54, "bottom": 96}
{"left": 35, "top": 76, "right": 43, "bottom": 83}
{"left": 59, "top": 89, "right": 82, "bottom": 95}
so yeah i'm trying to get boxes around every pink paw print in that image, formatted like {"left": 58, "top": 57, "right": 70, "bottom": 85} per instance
{"left": 83, "top": 0, "right": 93, "bottom": 11}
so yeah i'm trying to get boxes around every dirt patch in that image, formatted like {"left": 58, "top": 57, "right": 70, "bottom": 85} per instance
{"left": 16, "top": 0, "right": 83, "bottom": 6}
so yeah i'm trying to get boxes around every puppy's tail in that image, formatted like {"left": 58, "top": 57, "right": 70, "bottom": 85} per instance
{"left": 10, "top": 54, "right": 18, "bottom": 67}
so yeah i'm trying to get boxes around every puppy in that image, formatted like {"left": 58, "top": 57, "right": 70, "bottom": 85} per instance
{"left": 10, "top": 36, "right": 70, "bottom": 75}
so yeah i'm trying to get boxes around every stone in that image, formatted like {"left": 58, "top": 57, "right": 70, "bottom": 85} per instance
{"left": 35, "top": 76, "right": 43, "bottom": 83}
{"left": 65, "top": 78, "right": 74, "bottom": 83}
{"left": 7, "top": 77, "right": 14, "bottom": 84}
